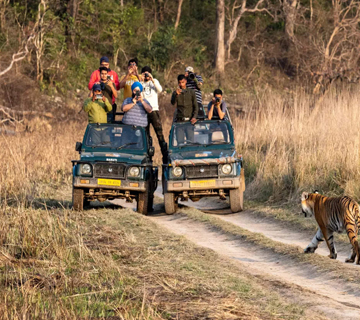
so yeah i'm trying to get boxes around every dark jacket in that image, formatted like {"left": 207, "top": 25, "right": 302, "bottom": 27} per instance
{"left": 171, "top": 88, "right": 198, "bottom": 120}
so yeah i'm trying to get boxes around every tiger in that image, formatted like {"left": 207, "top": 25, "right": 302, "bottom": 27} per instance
{"left": 301, "top": 191, "right": 360, "bottom": 264}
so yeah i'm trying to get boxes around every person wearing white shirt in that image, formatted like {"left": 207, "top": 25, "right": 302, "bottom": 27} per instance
{"left": 141, "top": 66, "right": 168, "bottom": 164}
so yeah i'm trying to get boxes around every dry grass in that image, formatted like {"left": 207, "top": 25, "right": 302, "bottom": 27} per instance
{"left": 231, "top": 85, "right": 360, "bottom": 201}
{"left": 0, "top": 121, "right": 84, "bottom": 205}
{"left": 0, "top": 194, "right": 310, "bottom": 319}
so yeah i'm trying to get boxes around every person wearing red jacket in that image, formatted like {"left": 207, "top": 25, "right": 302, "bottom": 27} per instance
{"left": 88, "top": 56, "right": 120, "bottom": 104}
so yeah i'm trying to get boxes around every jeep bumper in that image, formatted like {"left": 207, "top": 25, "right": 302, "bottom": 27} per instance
{"left": 73, "top": 177, "right": 147, "bottom": 192}
{"left": 165, "top": 177, "right": 241, "bottom": 192}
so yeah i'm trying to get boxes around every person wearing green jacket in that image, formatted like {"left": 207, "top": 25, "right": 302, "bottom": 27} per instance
{"left": 83, "top": 83, "right": 112, "bottom": 123}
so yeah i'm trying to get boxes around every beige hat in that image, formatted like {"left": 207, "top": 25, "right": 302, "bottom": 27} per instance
{"left": 185, "top": 66, "right": 194, "bottom": 72}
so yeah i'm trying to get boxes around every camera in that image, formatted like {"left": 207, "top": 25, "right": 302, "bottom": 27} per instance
{"left": 215, "top": 97, "right": 220, "bottom": 103}
{"left": 135, "top": 91, "right": 141, "bottom": 98}
{"left": 144, "top": 72, "right": 149, "bottom": 78}
{"left": 107, "top": 75, "right": 111, "bottom": 80}
{"left": 188, "top": 72, "right": 196, "bottom": 80}
{"left": 96, "top": 94, "right": 103, "bottom": 100}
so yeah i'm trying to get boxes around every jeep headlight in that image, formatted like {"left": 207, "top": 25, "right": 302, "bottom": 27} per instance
{"left": 129, "top": 166, "right": 140, "bottom": 177}
{"left": 221, "top": 164, "right": 232, "bottom": 175}
{"left": 80, "top": 163, "right": 92, "bottom": 175}
{"left": 172, "top": 167, "right": 183, "bottom": 177}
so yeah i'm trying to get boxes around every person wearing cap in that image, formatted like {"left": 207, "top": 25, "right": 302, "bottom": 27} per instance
{"left": 88, "top": 56, "right": 120, "bottom": 100}
{"left": 121, "top": 82, "right": 152, "bottom": 127}
{"left": 119, "top": 58, "right": 141, "bottom": 99}
{"left": 185, "top": 66, "right": 204, "bottom": 117}
{"left": 140, "top": 66, "right": 168, "bottom": 163}
{"left": 83, "top": 83, "right": 112, "bottom": 124}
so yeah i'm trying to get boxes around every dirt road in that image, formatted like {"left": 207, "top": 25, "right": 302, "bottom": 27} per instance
{"left": 113, "top": 194, "right": 360, "bottom": 320}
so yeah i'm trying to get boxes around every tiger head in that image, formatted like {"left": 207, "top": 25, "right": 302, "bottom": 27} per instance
{"left": 301, "top": 191, "right": 319, "bottom": 217}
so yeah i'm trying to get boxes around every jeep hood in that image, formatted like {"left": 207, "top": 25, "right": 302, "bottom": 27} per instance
{"left": 80, "top": 151, "right": 146, "bottom": 164}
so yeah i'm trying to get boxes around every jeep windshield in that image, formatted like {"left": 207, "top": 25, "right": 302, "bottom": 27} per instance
{"left": 84, "top": 124, "right": 145, "bottom": 150}
{"left": 171, "top": 121, "right": 231, "bottom": 148}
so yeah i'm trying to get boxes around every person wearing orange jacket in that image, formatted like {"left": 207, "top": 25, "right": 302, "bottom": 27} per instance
{"left": 88, "top": 56, "right": 120, "bottom": 104}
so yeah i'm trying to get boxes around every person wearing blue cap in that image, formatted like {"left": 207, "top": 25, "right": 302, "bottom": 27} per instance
{"left": 83, "top": 83, "right": 112, "bottom": 123}
{"left": 121, "top": 82, "right": 152, "bottom": 127}
{"left": 88, "top": 56, "right": 120, "bottom": 100}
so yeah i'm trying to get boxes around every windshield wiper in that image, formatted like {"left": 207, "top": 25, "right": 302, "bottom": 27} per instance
{"left": 117, "top": 142, "right": 138, "bottom": 150}
{"left": 179, "top": 141, "right": 205, "bottom": 148}
{"left": 90, "top": 141, "right": 112, "bottom": 148}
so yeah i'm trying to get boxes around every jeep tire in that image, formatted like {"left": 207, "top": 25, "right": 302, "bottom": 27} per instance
{"left": 148, "top": 194, "right": 154, "bottom": 212}
{"left": 137, "top": 191, "right": 149, "bottom": 215}
{"left": 72, "top": 188, "right": 85, "bottom": 211}
{"left": 164, "top": 192, "right": 177, "bottom": 215}
{"left": 229, "top": 187, "right": 243, "bottom": 213}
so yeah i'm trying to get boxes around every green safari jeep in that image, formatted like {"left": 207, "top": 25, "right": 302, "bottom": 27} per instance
{"left": 162, "top": 120, "right": 245, "bottom": 214}
{"left": 72, "top": 123, "right": 158, "bottom": 215}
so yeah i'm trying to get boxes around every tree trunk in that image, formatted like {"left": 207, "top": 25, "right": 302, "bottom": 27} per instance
{"left": 0, "top": 0, "right": 10, "bottom": 32}
{"left": 283, "top": 0, "right": 297, "bottom": 41}
{"left": 214, "top": 0, "right": 225, "bottom": 77}
{"left": 174, "top": 0, "right": 184, "bottom": 30}
{"left": 225, "top": 0, "right": 246, "bottom": 60}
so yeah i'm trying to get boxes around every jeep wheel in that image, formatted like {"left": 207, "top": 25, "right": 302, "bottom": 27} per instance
{"left": 229, "top": 187, "right": 243, "bottom": 213}
{"left": 72, "top": 188, "right": 84, "bottom": 211}
{"left": 164, "top": 192, "right": 177, "bottom": 215}
{"left": 148, "top": 194, "right": 154, "bottom": 212}
{"left": 137, "top": 191, "right": 149, "bottom": 215}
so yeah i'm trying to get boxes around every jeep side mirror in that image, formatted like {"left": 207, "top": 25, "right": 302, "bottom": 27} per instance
{"left": 148, "top": 146, "right": 155, "bottom": 157}
{"left": 75, "top": 142, "right": 82, "bottom": 153}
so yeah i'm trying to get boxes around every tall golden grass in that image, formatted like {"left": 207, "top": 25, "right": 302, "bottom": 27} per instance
{"left": 0, "top": 122, "right": 84, "bottom": 205}
{"left": 233, "top": 86, "right": 360, "bottom": 201}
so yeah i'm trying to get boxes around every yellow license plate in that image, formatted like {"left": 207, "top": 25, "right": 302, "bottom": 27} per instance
{"left": 190, "top": 180, "right": 216, "bottom": 188}
{"left": 98, "top": 179, "right": 121, "bottom": 186}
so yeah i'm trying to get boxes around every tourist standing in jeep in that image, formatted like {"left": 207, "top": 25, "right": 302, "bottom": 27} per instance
{"left": 119, "top": 58, "right": 141, "bottom": 99}
{"left": 207, "top": 89, "right": 228, "bottom": 120}
{"left": 88, "top": 56, "right": 120, "bottom": 99}
{"left": 83, "top": 84, "right": 112, "bottom": 124}
{"left": 185, "top": 66, "right": 205, "bottom": 118}
{"left": 141, "top": 66, "right": 168, "bottom": 164}
{"left": 121, "top": 82, "right": 152, "bottom": 127}
{"left": 171, "top": 74, "right": 198, "bottom": 124}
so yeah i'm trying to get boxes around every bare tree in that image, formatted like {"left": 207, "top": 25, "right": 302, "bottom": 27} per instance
{"left": 310, "top": 0, "right": 360, "bottom": 93}
{"left": 0, "top": 35, "right": 36, "bottom": 77}
{"left": 282, "top": 0, "right": 297, "bottom": 41}
{"left": 0, "top": 0, "right": 9, "bottom": 32}
{"left": 225, "top": 0, "right": 272, "bottom": 60}
{"left": 215, "top": 0, "right": 225, "bottom": 77}
{"left": 33, "top": 0, "right": 47, "bottom": 83}
{"left": 174, "top": 0, "right": 184, "bottom": 30}
{"left": 0, "top": 0, "right": 47, "bottom": 77}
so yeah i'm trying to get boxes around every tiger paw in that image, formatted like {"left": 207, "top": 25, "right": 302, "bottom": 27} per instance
{"left": 345, "top": 258, "right": 355, "bottom": 263}
{"left": 304, "top": 246, "right": 317, "bottom": 253}
{"left": 328, "top": 253, "right": 337, "bottom": 259}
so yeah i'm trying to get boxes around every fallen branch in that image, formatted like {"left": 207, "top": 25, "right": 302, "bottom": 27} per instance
{"left": 0, "top": 105, "right": 54, "bottom": 118}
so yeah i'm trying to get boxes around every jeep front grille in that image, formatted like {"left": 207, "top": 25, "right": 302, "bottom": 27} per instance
{"left": 185, "top": 165, "right": 218, "bottom": 179}
{"left": 94, "top": 163, "right": 126, "bottom": 178}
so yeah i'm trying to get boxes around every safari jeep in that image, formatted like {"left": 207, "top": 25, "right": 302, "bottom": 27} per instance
{"left": 162, "top": 119, "right": 245, "bottom": 214}
{"left": 72, "top": 123, "right": 158, "bottom": 215}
